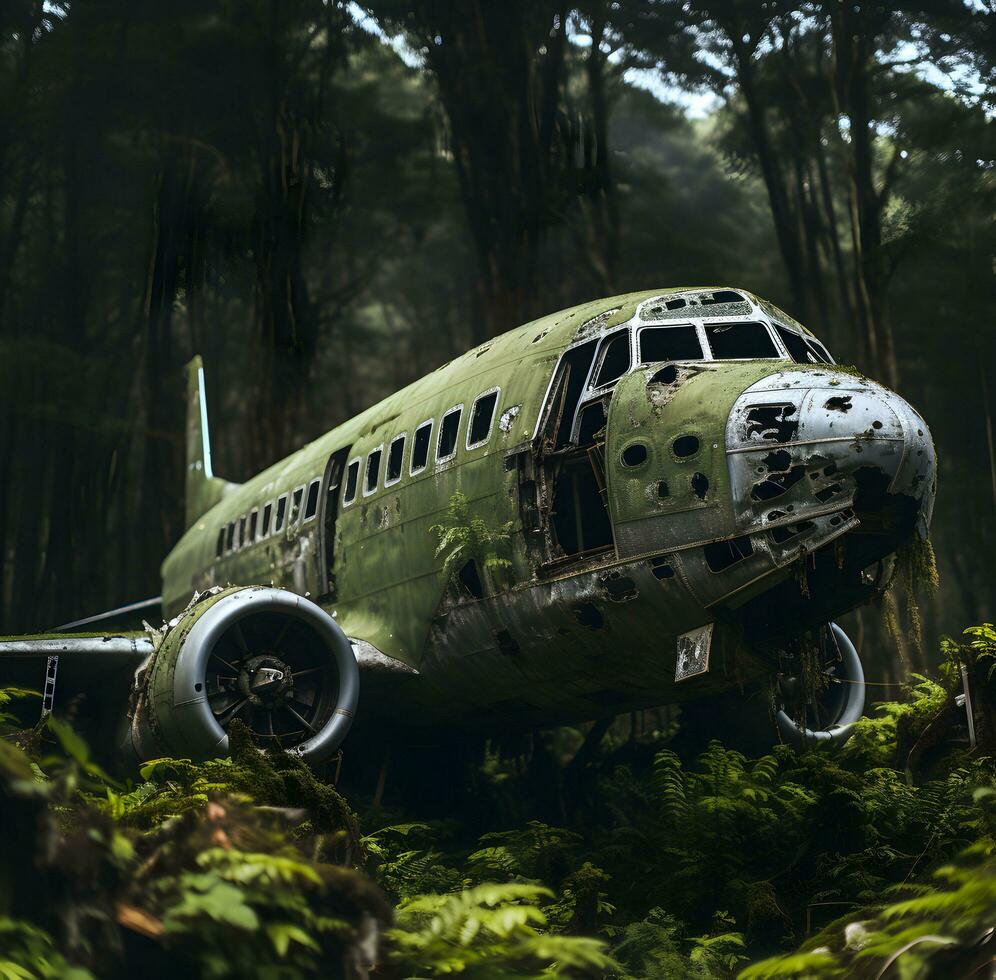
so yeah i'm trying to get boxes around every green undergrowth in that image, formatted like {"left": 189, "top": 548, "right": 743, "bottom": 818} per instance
{"left": 0, "top": 625, "right": 994, "bottom": 978}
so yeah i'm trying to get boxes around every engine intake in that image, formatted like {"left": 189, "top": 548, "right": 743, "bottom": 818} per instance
{"left": 129, "top": 586, "right": 358, "bottom": 765}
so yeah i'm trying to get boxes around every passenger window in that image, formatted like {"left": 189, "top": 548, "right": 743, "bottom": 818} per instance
{"left": 304, "top": 479, "right": 321, "bottom": 520}
{"left": 467, "top": 390, "right": 499, "bottom": 449}
{"left": 274, "top": 494, "right": 288, "bottom": 532}
{"left": 226, "top": 522, "right": 235, "bottom": 553}
{"left": 386, "top": 435, "right": 405, "bottom": 485}
{"left": 260, "top": 501, "right": 272, "bottom": 539}
{"left": 364, "top": 448, "right": 382, "bottom": 495}
{"left": 705, "top": 320, "right": 779, "bottom": 359}
{"left": 437, "top": 407, "right": 462, "bottom": 462}
{"left": 343, "top": 459, "right": 360, "bottom": 504}
{"left": 593, "top": 331, "right": 630, "bottom": 388}
{"left": 411, "top": 421, "right": 432, "bottom": 474}
{"left": 289, "top": 486, "right": 304, "bottom": 526}
{"left": 238, "top": 515, "right": 247, "bottom": 549}
{"left": 216, "top": 528, "right": 225, "bottom": 558}
{"left": 248, "top": 509, "right": 258, "bottom": 542}
{"left": 639, "top": 325, "right": 704, "bottom": 362}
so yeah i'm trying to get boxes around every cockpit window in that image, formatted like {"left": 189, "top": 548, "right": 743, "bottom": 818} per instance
{"left": 704, "top": 320, "right": 779, "bottom": 359}
{"left": 639, "top": 325, "right": 704, "bottom": 363}
{"left": 593, "top": 331, "right": 630, "bottom": 387}
{"left": 807, "top": 338, "right": 832, "bottom": 364}
{"left": 774, "top": 324, "right": 834, "bottom": 364}
{"left": 774, "top": 324, "right": 809, "bottom": 362}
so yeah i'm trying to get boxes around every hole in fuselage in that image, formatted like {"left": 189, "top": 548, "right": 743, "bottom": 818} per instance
{"left": 692, "top": 473, "right": 709, "bottom": 499}
{"left": 673, "top": 435, "right": 700, "bottom": 458}
{"left": 622, "top": 443, "right": 648, "bottom": 467}
{"left": 650, "top": 364, "right": 679, "bottom": 385}
{"left": 650, "top": 556, "right": 675, "bottom": 580}
{"left": 573, "top": 602, "right": 604, "bottom": 630}
{"left": 458, "top": 559, "right": 484, "bottom": 600}
{"left": 704, "top": 535, "right": 754, "bottom": 572}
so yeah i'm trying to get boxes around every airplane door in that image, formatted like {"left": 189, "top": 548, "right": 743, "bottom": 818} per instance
{"left": 319, "top": 446, "right": 350, "bottom": 601}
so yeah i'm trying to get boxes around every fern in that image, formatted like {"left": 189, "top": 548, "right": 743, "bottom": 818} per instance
{"left": 430, "top": 490, "right": 514, "bottom": 590}
{"left": 389, "top": 883, "right": 617, "bottom": 977}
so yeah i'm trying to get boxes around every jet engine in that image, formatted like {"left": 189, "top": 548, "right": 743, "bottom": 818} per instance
{"left": 774, "top": 622, "right": 865, "bottom": 745}
{"left": 127, "top": 586, "right": 358, "bottom": 765}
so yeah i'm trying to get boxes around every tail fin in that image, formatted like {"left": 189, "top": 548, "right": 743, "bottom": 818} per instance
{"left": 185, "top": 356, "right": 236, "bottom": 526}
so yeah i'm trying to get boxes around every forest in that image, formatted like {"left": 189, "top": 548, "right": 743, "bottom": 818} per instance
{"left": 0, "top": 0, "right": 994, "bottom": 977}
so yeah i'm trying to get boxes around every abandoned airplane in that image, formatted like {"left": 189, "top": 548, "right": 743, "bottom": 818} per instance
{"left": 0, "top": 287, "right": 936, "bottom": 765}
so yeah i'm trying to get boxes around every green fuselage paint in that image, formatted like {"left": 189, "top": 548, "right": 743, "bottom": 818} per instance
{"left": 162, "top": 287, "right": 936, "bottom": 730}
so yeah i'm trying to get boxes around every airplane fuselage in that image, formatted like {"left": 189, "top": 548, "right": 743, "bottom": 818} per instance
{"left": 162, "top": 287, "right": 936, "bottom": 731}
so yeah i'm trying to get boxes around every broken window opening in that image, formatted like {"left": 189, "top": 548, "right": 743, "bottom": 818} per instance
{"left": 457, "top": 559, "right": 484, "bottom": 600}
{"left": 701, "top": 289, "right": 746, "bottom": 305}
{"left": 238, "top": 515, "right": 247, "bottom": 548}
{"left": 551, "top": 455, "right": 614, "bottom": 557}
{"left": 468, "top": 389, "right": 499, "bottom": 449}
{"left": 622, "top": 443, "right": 648, "bottom": 467}
{"left": 773, "top": 323, "right": 833, "bottom": 364}
{"left": 770, "top": 520, "right": 815, "bottom": 545}
{"left": 304, "top": 479, "right": 321, "bottom": 520}
{"left": 226, "top": 522, "right": 235, "bottom": 552}
{"left": 386, "top": 435, "right": 405, "bottom": 485}
{"left": 216, "top": 528, "right": 225, "bottom": 559}
{"left": 289, "top": 486, "right": 305, "bottom": 526}
{"left": 691, "top": 472, "right": 709, "bottom": 499}
{"left": 704, "top": 535, "right": 754, "bottom": 572}
{"left": 815, "top": 482, "right": 843, "bottom": 503}
{"left": 774, "top": 324, "right": 810, "bottom": 362}
{"left": 543, "top": 339, "right": 598, "bottom": 451}
{"left": 576, "top": 401, "right": 607, "bottom": 445}
{"left": 751, "top": 466, "right": 806, "bottom": 501}
{"left": 593, "top": 330, "right": 631, "bottom": 388}
{"left": 639, "top": 325, "right": 704, "bottom": 363}
{"left": 704, "top": 320, "right": 779, "bottom": 359}
{"left": 437, "top": 407, "right": 462, "bottom": 462}
{"left": 364, "top": 448, "right": 382, "bottom": 495}
{"left": 343, "top": 462, "right": 359, "bottom": 506}
{"left": 411, "top": 421, "right": 432, "bottom": 474}
{"left": 274, "top": 494, "right": 288, "bottom": 532}
{"left": 807, "top": 339, "right": 832, "bottom": 363}
{"left": 743, "top": 404, "right": 799, "bottom": 444}
{"left": 260, "top": 501, "right": 272, "bottom": 540}
{"left": 248, "top": 509, "right": 259, "bottom": 541}
{"left": 650, "top": 555, "right": 675, "bottom": 579}
{"left": 673, "top": 435, "right": 700, "bottom": 458}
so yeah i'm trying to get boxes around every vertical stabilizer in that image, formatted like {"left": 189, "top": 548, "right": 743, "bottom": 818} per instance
{"left": 185, "top": 356, "right": 236, "bottom": 526}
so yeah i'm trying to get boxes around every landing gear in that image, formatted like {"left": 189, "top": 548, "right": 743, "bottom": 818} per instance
{"left": 775, "top": 622, "right": 865, "bottom": 745}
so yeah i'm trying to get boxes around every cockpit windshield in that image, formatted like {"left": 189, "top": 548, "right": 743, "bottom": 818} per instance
{"left": 705, "top": 320, "right": 779, "bottom": 359}
{"left": 773, "top": 323, "right": 833, "bottom": 364}
{"left": 633, "top": 318, "right": 833, "bottom": 367}
{"left": 639, "top": 325, "right": 703, "bottom": 362}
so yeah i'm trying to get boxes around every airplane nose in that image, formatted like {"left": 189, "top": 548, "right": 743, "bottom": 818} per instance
{"left": 726, "top": 369, "right": 936, "bottom": 545}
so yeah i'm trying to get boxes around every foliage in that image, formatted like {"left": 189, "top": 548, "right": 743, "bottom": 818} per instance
{"left": 388, "top": 883, "right": 618, "bottom": 977}
{"left": 1, "top": 625, "right": 995, "bottom": 976}
{"left": 0, "top": 918, "right": 94, "bottom": 980}
{"left": 431, "top": 490, "right": 514, "bottom": 588}
{"left": 964, "top": 623, "right": 996, "bottom": 682}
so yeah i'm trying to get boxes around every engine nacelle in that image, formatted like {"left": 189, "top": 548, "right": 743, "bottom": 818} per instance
{"left": 128, "top": 586, "right": 358, "bottom": 765}
{"left": 775, "top": 622, "right": 865, "bottom": 745}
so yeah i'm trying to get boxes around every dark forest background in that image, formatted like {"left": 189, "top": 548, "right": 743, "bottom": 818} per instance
{"left": 0, "top": 0, "right": 993, "bottom": 665}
